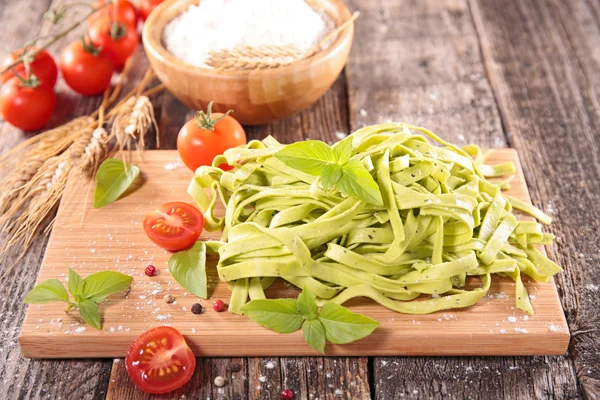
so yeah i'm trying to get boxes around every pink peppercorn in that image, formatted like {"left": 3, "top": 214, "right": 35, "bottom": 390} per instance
{"left": 280, "top": 389, "right": 294, "bottom": 400}
{"left": 145, "top": 264, "right": 156, "bottom": 276}
{"left": 213, "top": 300, "right": 225, "bottom": 312}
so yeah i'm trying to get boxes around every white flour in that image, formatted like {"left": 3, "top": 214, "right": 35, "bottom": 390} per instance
{"left": 163, "top": 0, "right": 332, "bottom": 67}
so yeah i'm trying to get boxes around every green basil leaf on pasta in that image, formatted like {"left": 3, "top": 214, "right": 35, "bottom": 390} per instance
{"left": 275, "top": 140, "right": 336, "bottom": 176}
{"left": 337, "top": 160, "right": 384, "bottom": 206}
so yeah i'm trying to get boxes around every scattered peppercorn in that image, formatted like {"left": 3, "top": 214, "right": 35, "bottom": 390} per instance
{"left": 163, "top": 294, "right": 176, "bottom": 304}
{"left": 191, "top": 303, "right": 203, "bottom": 314}
{"left": 212, "top": 299, "right": 225, "bottom": 312}
{"left": 214, "top": 376, "right": 226, "bottom": 387}
{"left": 144, "top": 264, "right": 156, "bottom": 276}
{"left": 230, "top": 363, "right": 242, "bottom": 373}
{"left": 280, "top": 389, "right": 294, "bottom": 400}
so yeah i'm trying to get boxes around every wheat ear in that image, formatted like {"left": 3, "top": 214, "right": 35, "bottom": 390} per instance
{"left": 205, "top": 12, "right": 359, "bottom": 71}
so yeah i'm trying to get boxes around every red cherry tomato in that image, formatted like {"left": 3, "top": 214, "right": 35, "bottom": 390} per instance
{"left": 126, "top": 326, "right": 196, "bottom": 395}
{"left": 60, "top": 40, "right": 114, "bottom": 96}
{"left": 0, "top": 77, "right": 56, "bottom": 131}
{"left": 177, "top": 103, "right": 246, "bottom": 172}
{"left": 139, "top": 0, "right": 163, "bottom": 21}
{"left": 1, "top": 48, "right": 58, "bottom": 87}
{"left": 143, "top": 202, "right": 204, "bottom": 251}
{"left": 89, "top": 17, "right": 138, "bottom": 68}
{"left": 89, "top": 0, "right": 138, "bottom": 28}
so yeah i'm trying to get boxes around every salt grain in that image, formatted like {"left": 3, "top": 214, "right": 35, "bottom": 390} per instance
{"left": 514, "top": 328, "right": 528, "bottom": 334}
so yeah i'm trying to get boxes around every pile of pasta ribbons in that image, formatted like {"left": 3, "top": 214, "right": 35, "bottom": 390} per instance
{"left": 188, "top": 123, "right": 561, "bottom": 315}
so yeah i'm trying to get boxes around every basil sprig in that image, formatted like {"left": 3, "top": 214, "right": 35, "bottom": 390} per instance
{"left": 24, "top": 267, "right": 133, "bottom": 329}
{"left": 241, "top": 289, "right": 379, "bottom": 353}
{"left": 93, "top": 158, "right": 140, "bottom": 208}
{"left": 274, "top": 137, "right": 384, "bottom": 206}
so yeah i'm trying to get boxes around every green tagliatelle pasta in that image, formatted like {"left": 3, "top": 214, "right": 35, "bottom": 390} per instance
{"left": 188, "top": 123, "right": 561, "bottom": 315}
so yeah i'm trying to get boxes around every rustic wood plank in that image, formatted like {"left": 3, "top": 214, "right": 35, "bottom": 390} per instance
{"left": 0, "top": 1, "right": 155, "bottom": 399}
{"left": 346, "top": 0, "right": 580, "bottom": 399}
{"left": 470, "top": 0, "right": 600, "bottom": 397}
{"left": 0, "top": 0, "right": 114, "bottom": 398}
{"left": 107, "top": 357, "right": 247, "bottom": 400}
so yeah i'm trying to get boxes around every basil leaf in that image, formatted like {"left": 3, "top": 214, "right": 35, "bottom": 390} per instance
{"left": 336, "top": 160, "right": 384, "bottom": 206}
{"left": 83, "top": 271, "right": 133, "bottom": 303}
{"left": 168, "top": 241, "right": 207, "bottom": 298}
{"left": 241, "top": 298, "right": 304, "bottom": 333}
{"left": 321, "top": 163, "right": 343, "bottom": 191}
{"left": 318, "top": 303, "right": 379, "bottom": 344}
{"left": 302, "top": 319, "right": 326, "bottom": 354}
{"left": 297, "top": 289, "right": 318, "bottom": 320}
{"left": 24, "top": 279, "right": 69, "bottom": 304}
{"left": 68, "top": 268, "right": 84, "bottom": 299}
{"left": 77, "top": 299, "right": 101, "bottom": 330}
{"left": 93, "top": 158, "right": 139, "bottom": 208}
{"left": 333, "top": 136, "right": 352, "bottom": 165}
{"left": 275, "top": 140, "right": 336, "bottom": 176}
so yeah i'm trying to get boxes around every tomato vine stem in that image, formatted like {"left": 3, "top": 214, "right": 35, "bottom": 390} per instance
{"left": 0, "top": 0, "right": 113, "bottom": 76}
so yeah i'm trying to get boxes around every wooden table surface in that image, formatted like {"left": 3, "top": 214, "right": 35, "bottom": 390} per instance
{"left": 0, "top": 0, "right": 598, "bottom": 399}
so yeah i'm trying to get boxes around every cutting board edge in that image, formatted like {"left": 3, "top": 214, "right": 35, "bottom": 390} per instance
{"left": 19, "top": 329, "right": 570, "bottom": 358}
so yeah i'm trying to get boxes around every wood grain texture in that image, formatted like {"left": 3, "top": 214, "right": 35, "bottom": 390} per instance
{"left": 470, "top": 0, "right": 600, "bottom": 398}
{"left": 19, "top": 148, "right": 568, "bottom": 359}
{"left": 0, "top": 0, "right": 112, "bottom": 399}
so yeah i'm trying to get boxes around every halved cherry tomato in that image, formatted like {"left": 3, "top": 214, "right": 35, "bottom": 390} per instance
{"left": 89, "top": 0, "right": 138, "bottom": 28}
{"left": 88, "top": 16, "right": 138, "bottom": 68}
{"left": 1, "top": 48, "right": 58, "bottom": 87}
{"left": 177, "top": 102, "right": 246, "bottom": 172}
{"left": 143, "top": 202, "right": 204, "bottom": 251}
{"left": 139, "top": 0, "right": 163, "bottom": 22}
{"left": 60, "top": 40, "right": 114, "bottom": 96}
{"left": 0, "top": 77, "right": 56, "bottom": 131}
{"left": 126, "top": 326, "right": 196, "bottom": 394}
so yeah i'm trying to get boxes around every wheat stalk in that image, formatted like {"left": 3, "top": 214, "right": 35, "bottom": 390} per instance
{"left": 0, "top": 156, "right": 73, "bottom": 269}
{"left": 81, "top": 127, "right": 109, "bottom": 174}
{"left": 205, "top": 12, "right": 359, "bottom": 71}
{"left": 111, "top": 95, "right": 159, "bottom": 161}
{"left": 205, "top": 45, "right": 311, "bottom": 71}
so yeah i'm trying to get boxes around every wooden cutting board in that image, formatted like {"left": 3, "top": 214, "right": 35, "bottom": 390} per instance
{"left": 19, "top": 150, "right": 569, "bottom": 358}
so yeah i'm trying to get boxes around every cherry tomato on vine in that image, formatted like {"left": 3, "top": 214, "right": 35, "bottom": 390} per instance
{"left": 143, "top": 202, "right": 204, "bottom": 251}
{"left": 1, "top": 48, "right": 58, "bottom": 88}
{"left": 0, "top": 77, "right": 56, "bottom": 131}
{"left": 89, "top": 16, "right": 138, "bottom": 68}
{"left": 60, "top": 40, "right": 114, "bottom": 96}
{"left": 177, "top": 102, "right": 247, "bottom": 172}
{"left": 138, "top": 0, "right": 164, "bottom": 22}
{"left": 126, "top": 326, "right": 196, "bottom": 394}
{"left": 88, "top": 0, "right": 138, "bottom": 28}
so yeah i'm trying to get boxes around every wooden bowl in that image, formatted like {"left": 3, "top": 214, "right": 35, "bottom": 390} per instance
{"left": 142, "top": 0, "right": 354, "bottom": 125}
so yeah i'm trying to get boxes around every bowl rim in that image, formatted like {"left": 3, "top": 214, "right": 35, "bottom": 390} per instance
{"left": 142, "top": 0, "right": 354, "bottom": 78}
